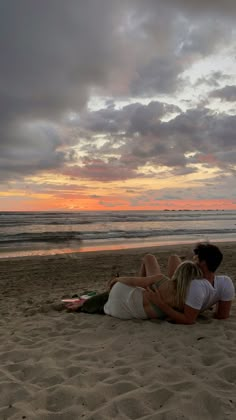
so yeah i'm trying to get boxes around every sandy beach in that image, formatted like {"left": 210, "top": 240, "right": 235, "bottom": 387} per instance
{"left": 0, "top": 242, "right": 236, "bottom": 420}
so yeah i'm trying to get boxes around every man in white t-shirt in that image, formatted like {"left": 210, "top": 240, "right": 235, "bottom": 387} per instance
{"left": 146, "top": 242, "right": 235, "bottom": 324}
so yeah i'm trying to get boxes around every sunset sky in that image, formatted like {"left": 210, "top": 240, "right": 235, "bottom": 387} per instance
{"left": 1, "top": 0, "right": 236, "bottom": 211}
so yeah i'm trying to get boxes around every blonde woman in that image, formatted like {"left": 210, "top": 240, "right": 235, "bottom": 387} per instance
{"left": 66, "top": 254, "right": 202, "bottom": 320}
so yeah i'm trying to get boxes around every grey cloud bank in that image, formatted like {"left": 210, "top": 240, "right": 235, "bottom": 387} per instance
{"left": 0, "top": 0, "right": 236, "bottom": 202}
{"left": 75, "top": 105, "right": 236, "bottom": 177}
{"left": 211, "top": 86, "right": 236, "bottom": 102}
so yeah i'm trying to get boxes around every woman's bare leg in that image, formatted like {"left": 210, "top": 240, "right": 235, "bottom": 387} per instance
{"left": 139, "top": 262, "right": 147, "bottom": 277}
{"left": 138, "top": 254, "right": 162, "bottom": 277}
{"left": 167, "top": 255, "right": 182, "bottom": 278}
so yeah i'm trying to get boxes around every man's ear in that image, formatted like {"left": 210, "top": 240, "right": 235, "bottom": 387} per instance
{"left": 199, "top": 260, "right": 207, "bottom": 271}
{"left": 197, "top": 258, "right": 203, "bottom": 267}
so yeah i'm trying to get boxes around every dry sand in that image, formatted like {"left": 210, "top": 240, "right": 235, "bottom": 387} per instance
{"left": 0, "top": 242, "right": 236, "bottom": 420}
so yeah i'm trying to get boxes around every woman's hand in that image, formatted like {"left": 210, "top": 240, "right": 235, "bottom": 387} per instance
{"left": 144, "top": 285, "right": 164, "bottom": 307}
{"left": 64, "top": 301, "right": 83, "bottom": 311}
{"left": 107, "top": 277, "right": 118, "bottom": 291}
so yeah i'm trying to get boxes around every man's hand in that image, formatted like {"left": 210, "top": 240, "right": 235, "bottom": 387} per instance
{"left": 145, "top": 285, "right": 199, "bottom": 324}
{"left": 144, "top": 285, "right": 164, "bottom": 307}
{"left": 214, "top": 301, "right": 232, "bottom": 319}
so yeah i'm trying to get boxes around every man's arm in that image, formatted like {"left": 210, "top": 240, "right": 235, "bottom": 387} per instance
{"left": 214, "top": 301, "right": 232, "bottom": 319}
{"left": 145, "top": 286, "right": 200, "bottom": 324}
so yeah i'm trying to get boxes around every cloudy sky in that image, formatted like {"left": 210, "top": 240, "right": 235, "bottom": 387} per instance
{"left": 1, "top": 0, "right": 236, "bottom": 211}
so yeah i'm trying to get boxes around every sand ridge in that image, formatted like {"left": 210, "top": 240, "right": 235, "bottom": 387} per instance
{"left": 0, "top": 243, "right": 236, "bottom": 419}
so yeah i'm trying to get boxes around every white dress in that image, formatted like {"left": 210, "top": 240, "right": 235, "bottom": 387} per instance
{"left": 104, "top": 282, "right": 148, "bottom": 319}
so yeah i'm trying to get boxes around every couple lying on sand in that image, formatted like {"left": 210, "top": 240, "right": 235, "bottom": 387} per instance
{"left": 66, "top": 242, "right": 235, "bottom": 324}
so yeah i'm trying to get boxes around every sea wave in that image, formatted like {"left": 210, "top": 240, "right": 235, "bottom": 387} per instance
{"left": 1, "top": 210, "right": 236, "bottom": 229}
{"left": 1, "top": 227, "right": 236, "bottom": 249}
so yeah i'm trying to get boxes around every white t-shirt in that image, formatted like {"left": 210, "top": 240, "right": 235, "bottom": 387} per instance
{"left": 185, "top": 275, "right": 235, "bottom": 311}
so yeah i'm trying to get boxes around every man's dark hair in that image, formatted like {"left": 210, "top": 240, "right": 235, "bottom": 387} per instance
{"left": 193, "top": 242, "right": 223, "bottom": 272}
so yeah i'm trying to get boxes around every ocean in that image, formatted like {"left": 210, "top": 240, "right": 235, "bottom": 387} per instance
{"left": 0, "top": 210, "right": 236, "bottom": 258}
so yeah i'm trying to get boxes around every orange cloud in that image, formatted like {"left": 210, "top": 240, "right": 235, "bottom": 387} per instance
{"left": 1, "top": 194, "right": 236, "bottom": 211}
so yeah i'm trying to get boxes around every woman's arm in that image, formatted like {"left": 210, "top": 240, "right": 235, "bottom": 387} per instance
{"left": 108, "top": 273, "right": 165, "bottom": 290}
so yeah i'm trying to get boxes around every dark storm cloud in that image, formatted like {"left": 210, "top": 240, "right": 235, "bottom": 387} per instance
{"left": 130, "top": 57, "right": 185, "bottom": 96}
{"left": 72, "top": 104, "right": 236, "bottom": 181}
{"left": 81, "top": 101, "right": 180, "bottom": 135}
{"left": 155, "top": 109, "right": 236, "bottom": 167}
{"left": 163, "top": 0, "right": 236, "bottom": 16}
{"left": 210, "top": 86, "right": 236, "bottom": 102}
{"left": 0, "top": 0, "right": 121, "bottom": 123}
{"left": 0, "top": 0, "right": 126, "bottom": 181}
{"left": 83, "top": 104, "right": 236, "bottom": 159}
{"left": 0, "top": 121, "right": 74, "bottom": 181}
{"left": 1, "top": 0, "right": 233, "bottom": 127}
{"left": 0, "top": 0, "right": 236, "bottom": 184}
{"left": 195, "top": 72, "right": 229, "bottom": 88}
{"left": 178, "top": 23, "right": 231, "bottom": 57}
{"left": 215, "top": 150, "right": 236, "bottom": 168}
{"left": 126, "top": 6, "right": 233, "bottom": 97}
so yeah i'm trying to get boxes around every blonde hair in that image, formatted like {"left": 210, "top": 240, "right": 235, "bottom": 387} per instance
{"left": 171, "top": 261, "right": 202, "bottom": 309}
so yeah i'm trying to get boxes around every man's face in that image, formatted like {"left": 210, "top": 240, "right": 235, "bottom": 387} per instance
{"left": 192, "top": 253, "right": 199, "bottom": 264}
{"left": 193, "top": 253, "right": 205, "bottom": 270}
{"left": 193, "top": 255, "right": 206, "bottom": 273}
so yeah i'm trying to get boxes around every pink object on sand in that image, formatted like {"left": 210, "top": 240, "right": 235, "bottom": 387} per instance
{"left": 61, "top": 298, "right": 85, "bottom": 303}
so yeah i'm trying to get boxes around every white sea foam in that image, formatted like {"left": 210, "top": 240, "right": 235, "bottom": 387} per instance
{"left": 0, "top": 210, "right": 236, "bottom": 258}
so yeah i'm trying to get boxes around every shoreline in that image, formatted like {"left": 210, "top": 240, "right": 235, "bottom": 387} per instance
{"left": 1, "top": 236, "right": 236, "bottom": 260}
